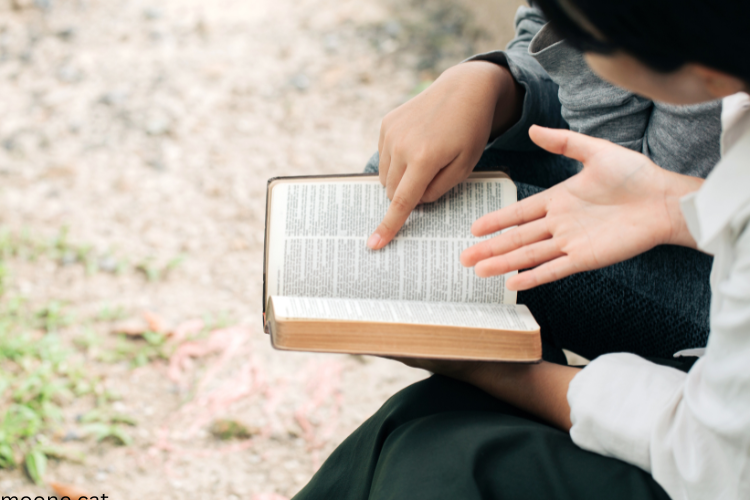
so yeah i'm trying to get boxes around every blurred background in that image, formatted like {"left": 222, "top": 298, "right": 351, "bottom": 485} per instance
{"left": 0, "top": 0, "right": 523, "bottom": 498}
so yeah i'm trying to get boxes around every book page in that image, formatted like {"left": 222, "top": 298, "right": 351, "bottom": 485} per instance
{"left": 267, "top": 177, "right": 517, "bottom": 305}
{"left": 271, "top": 296, "right": 538, "bottom": 331}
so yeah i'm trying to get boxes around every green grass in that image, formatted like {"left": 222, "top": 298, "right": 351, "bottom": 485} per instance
{"left": 0, "top": 226, "right": 185, "bottom": 290}
{"left": 0, "top": 227, "right": 182, "bottom": 484}
{"left": 95, "top": 330, "right": 171, "bottom": 367}
{"left": 0, "top": 226, "right": 214, "bottom": 485}
{"left": 0, "top": 298, "right": 97, "bottom": 483}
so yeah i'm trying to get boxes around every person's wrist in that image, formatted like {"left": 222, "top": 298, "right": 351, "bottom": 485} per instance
{"left": 438, "top": 61, "right": 521, "bottom": 141}
{"left": 466, "top": 361, "right": 578, "bottom": 431}
{"left": 450, "top": 61, "right": 522, "bottom": 136}
{"left": 661, "top": 172, "right": 703, "bottom": 249}
{"left": 460, "top": 359, "right": 528, "bottom": 386}
{"left": 446, "top": 60, "right": 509, "bottom": 98}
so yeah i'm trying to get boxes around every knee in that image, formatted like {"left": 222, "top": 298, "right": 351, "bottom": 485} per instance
{"left": 377, "top": 375, "right": 500, "bottom": 424}
{"left": 377, "top": 375, "right": 446, "bottom": 419}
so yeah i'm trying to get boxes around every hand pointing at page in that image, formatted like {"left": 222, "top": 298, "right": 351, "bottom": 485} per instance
{"left": 460, "top": 125, "right": 703, "bottom": 290}
{"left": 367, "top": 61, "right": 524, "bottom": 250}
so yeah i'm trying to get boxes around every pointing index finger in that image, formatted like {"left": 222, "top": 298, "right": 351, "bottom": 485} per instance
{"left": 367, "top": 168, "right": 431, "bottom": 250}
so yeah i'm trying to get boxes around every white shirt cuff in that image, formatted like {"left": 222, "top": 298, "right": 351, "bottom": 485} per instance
{"left": 567, "top": 353, "right": 686, "bottom": 472}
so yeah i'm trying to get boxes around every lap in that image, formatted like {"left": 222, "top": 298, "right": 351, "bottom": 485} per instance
{"left": 294, "top": 375, "right": 671, "bottom": 500}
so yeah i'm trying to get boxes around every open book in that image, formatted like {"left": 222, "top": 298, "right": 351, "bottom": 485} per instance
{"left": 263, "top": 173, "right": 541, "bottom": 362}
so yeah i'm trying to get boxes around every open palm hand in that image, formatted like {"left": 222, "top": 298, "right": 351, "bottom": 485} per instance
{"left": 460, "top": 126, "right": 703, "bottom": 290}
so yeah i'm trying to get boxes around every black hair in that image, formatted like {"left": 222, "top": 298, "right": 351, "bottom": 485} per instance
{"left": 534, "top": 0, "right": 750, "bottom": 82}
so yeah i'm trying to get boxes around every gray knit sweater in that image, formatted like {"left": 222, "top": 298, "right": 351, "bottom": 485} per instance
{"left": 468, "top": 6, "right": 721, "bottom": 178}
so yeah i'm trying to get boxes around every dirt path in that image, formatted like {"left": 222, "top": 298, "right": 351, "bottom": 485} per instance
{"left": 0, "top": 0, "right": 521, "bottom": 498}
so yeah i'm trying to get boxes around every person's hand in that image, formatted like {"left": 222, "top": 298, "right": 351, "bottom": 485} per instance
{"left": 460, "top": 125, "right": 703, "bottom": 291}
{"left": 367, "top": 61, "right": 523, "bottom": 250}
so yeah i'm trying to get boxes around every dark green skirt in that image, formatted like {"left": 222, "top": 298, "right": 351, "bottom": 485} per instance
{"left": 293, "top": 374, "right": 672, "bottom": 500}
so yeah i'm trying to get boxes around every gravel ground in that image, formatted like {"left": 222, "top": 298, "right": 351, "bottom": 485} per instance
{"left": 0, "top": 0, "right": 521, "bottom": 498}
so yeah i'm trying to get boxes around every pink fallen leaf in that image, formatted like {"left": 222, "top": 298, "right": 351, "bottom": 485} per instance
{"left": 144, "top": 310, "right": 170, "bottom": 334}
{"left": 49, "top": 481, "right": 90, "bottom": 499}
{"left": 170, "top": 319, "right": 205, "bottom": 343}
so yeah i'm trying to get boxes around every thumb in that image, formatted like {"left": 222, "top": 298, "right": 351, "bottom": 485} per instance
{"left": 529, "top": 125, "right": 609, "bottom": 164}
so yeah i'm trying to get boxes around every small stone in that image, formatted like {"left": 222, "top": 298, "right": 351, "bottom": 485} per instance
{"left": 145, "top": 115, "right": 171, "bottom": 136}
{"left": 143, "top": 7, "right": 162, "bottom": 20}
{"left": 98, "top": 256, "right": 118, "bottom": 273}
{"left": 56, "top": 28, "right": 76, "bottom": 41}
{"left": 63, "top": 430, "right": 81, "bottom": 442}
{"left": 147, "top": 159, "right": 166, "bottom": 171}
{"left": 60, "top": 250, "right": 77, "bottom": 265}
{"left": 99, "top": 90, "right": 129, "bottom": 106}
{"left": 95, "top": 471, "right": 107, "bottom": 482}
{"left": 384, "top": 20, "right": 402, "bottom": 38}
{"left": 323, "top": 34, "right": 339, "bottom": 53}
{"left": 57, "top": 65, "right": 83, "bottom": 83}
{"left": 290, "top": 73, "right": 310, "bottom": 91}
{"left": 378, "top": 38, "right": 398, "bottom": 54}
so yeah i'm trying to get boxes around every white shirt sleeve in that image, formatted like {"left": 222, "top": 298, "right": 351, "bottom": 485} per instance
{"left": 567, "top": 225, "right": 750, "bottom": 500}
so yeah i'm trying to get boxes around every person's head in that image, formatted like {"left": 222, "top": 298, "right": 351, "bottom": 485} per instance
{"left": 534, "top": 0, "right": 750, "bottom": 105}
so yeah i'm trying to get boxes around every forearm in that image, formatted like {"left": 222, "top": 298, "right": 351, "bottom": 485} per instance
{"left": 488, "top": 65, "right": 524, "bottom": 140}
{"left": 457, "top": 361, "right": 580, "bottom": 431}
{"left": 450, "top": 61, "right": 524, "bottom": 141}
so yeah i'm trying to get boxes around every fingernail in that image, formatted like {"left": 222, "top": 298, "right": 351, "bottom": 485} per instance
{"left": 367, "top": 233, "right": 381, "bottom": 249}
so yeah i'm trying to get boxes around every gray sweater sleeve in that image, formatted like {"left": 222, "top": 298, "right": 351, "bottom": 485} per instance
{"left": 526, "top": 23, "right": 721, "bottom": 176}
{"left": 466, "top": 6, "right": 568, "bottom": 152}
{"left": 466, "top": 6, "right": 721, "bottom": 177}
{"left": 529, "top": 27, "right": 651, "bottom": 153}
{"left": 643, "top": 101, "right": 720, "bottom": 177}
